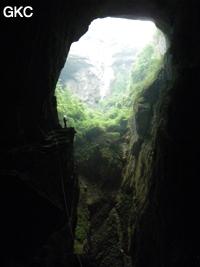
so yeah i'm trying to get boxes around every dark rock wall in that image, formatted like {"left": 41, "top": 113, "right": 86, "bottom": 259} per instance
{"left": 150, "top": 67, "right": 199, "bottom": 267}
{"left": 0, "top": 1, "right": 174, "bottom": 148}
{"left": 74, "top": 131, "right": 129, "bottom": 266}
{"left": 1, "top": 1, "right": 73, "bottom": 148}
{"left": 123, "top": 65, "right": 200, "bottom": 267}
{"left": 124, "top": 2, "right": 200, "bottom": 266}
{"left": 1, "top": 0, "right": 200, "bottom": 266}
{"left": 0, "top": 129, "right": 79, "bottom": 266}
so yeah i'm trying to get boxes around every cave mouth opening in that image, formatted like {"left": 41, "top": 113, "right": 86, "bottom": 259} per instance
{"left": 55, "top": 17, "right": 166, "bottom": 138}
{"left": 54, "top": 17, "right": 167, "bottom": 257}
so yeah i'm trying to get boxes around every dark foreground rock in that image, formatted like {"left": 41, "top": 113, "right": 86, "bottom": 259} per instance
{"left": 0, "top": 129, "right": 79, "bottom": 266}
{"left": 1, "top": 0, "right": 200, "bottom": 266}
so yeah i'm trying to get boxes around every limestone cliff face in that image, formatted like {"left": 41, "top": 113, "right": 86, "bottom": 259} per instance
{"left": 1, "top": 0, "right": 200, "bottom": 266}
{"left": 125, "top": 66, "right": 200, "bottom": 266}
{"left": 59, "top": 18, "right": 140, "bottom": 108}
{"left": 73, "top": 61, "right": 169, "bottom": 267}
{"left": 59, "top": 49, "right": 137, "bottom": 108}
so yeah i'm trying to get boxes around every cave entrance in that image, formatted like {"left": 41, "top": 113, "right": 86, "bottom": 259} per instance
{"left": 55, "top": 17, "right": 166, "bottom": 260}
{"left": 55, "top": 17, "right": 166, "bottom": 130}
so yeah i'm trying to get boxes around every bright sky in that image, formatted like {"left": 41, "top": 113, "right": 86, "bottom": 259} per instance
{"left": 70, "top": 17, "right": 156, "bottom": 54}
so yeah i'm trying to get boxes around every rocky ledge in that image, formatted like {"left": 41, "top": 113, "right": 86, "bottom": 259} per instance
{"left": 0, "top": 128, "right": 79, "bottom": 266}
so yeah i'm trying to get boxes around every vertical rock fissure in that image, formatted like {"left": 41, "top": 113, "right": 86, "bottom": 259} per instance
{"left": 1, "top": 1, "right": 200, "bottom": 266}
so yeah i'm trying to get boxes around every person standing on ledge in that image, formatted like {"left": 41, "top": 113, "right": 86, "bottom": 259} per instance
{"left": 63, "top": 115, "right": 67, "bottom": 128}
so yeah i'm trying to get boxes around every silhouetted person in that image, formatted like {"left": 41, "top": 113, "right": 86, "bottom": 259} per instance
{"left": 63, "top": 116, "right": 67, "bottom": 128}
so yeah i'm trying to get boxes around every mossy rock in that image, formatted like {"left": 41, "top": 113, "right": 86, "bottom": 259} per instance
{"left": 106, "top": 125, "right": 121, "bottom": 133}
{"left": 84, "top": 127, "right": 105, "bottom": 142}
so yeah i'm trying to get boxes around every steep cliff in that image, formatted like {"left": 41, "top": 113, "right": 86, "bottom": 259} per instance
{"left": 72, "top": 60, "right": 168, "bottom": 266}
{"left": 59, "top": 18, "right": 165, "bottom": 109}
{"left": 126, "top": 65, "right": 200, "bottom": 267}
{"left": 1, "top": 128, "right": 79, "bottom": 266}
{"left": 59, "top": 18, "right": 148, "bottom": 108}
{"left": 1, "top": 0, "right": 200, "bottom": 266}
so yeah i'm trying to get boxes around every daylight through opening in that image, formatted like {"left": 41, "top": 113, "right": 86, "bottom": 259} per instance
{"left": 55, "top": 17, "right": 166, "bottom": 258}
{"left": 56, "top": 17, "right": 166, "bottom": 135}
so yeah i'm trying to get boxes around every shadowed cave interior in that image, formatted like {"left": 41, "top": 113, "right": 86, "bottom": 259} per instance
{"left": 1, "top": 1, "right": 200, "bottom": 267}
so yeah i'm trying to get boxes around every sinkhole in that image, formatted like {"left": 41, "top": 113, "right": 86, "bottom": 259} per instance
{"left": 55, "top": 17, "right": 167, "bottom": 263}
{"left": 56, "top": 17, "right": 166, "bottom": 133}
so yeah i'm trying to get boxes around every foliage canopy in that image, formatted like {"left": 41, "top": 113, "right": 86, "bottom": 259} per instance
{"left": 55, "top": 29, "right": 164, "bottom": 143}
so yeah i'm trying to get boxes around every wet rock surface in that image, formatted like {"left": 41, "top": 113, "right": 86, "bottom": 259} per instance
{"left": 1, "top": 0, "right": 200, "bottom": 266}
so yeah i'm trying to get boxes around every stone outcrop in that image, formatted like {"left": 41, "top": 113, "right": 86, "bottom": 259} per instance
{"left": 74, "top": 130, "right": 132, "bottom": 266}
{"left": 60, "top": 49, "right": 137, "bottom": 108}
{"left": 1, "top": 129, "right": 79, "bottom": 266}
{"left": 59, "top": 18, "right": 140, "bottom": 108}
{"left": 1, "top": 0, "right": 200, "bottom": 266}
{"left": 126, "top": 66, "right": 200, "bottom": 266}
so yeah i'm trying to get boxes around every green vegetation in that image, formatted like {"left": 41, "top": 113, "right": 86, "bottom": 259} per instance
{"left": 55, "top": 29, "right": 164, "bottom": 142}
{"left": 96, "top": 210, "right": 123, "bottom": 267}
{"left": 55, "top": 80, "right": 131, "bottom": 143}
{"left": 55, "top": 28, "right": 165, "bottom": 262}
{"left": 116, "top": 193, "right": 134, "bottom": 252}
{"left": 74, "top": 180, "right": 89, "bottom": 254}
{"left": 128, "top": 42, "right": 163, "bottom": 103}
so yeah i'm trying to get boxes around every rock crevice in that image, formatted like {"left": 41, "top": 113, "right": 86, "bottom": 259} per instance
{"left": 1, "top": 0, "right": 200, "bottom": 266}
